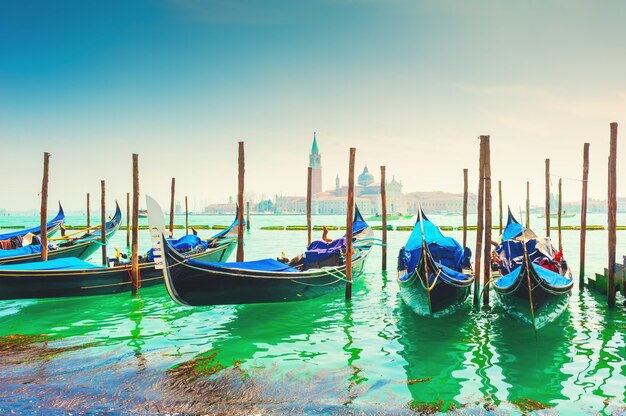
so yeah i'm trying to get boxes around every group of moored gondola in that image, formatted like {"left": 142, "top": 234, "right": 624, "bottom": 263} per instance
{"left": 395, "top": 207, "right": 573, "bottom": 329}
{"left": 0, "top": 194, "right": 574, "bottom": 330}
{"left": 0, "top": 203, "right": 240, "bottom": 300}
{"left": 0, "top": 203, "right": 122, "bottom": 266}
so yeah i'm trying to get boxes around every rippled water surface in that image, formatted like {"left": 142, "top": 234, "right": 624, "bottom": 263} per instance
{"left": 0, "top": 213, "right": 624, "bottom": 414}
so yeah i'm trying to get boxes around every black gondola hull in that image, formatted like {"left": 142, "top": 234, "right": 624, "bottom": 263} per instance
{"left": 0, "top": 242, "right": 236, "bottom": 300}
{"left": 398, "top": 271, "right": 471, "bottom": 317}
{"left": 0, "top": 240, "right": 106, "bottom": 266}
{"left": 163, "top": 246, "right": 370, "bottom": 306}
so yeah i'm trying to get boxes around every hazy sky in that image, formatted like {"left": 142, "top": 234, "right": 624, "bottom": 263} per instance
{"left": 1, "top": 0, "right": 625, "bottom": 212}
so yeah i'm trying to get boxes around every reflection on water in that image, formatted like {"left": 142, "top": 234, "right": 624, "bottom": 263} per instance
{"left": 0, "top": 216, "right": 625, "bottom": 414}
{"left": 395, "top": 300, "right": 471, "bottom": 411}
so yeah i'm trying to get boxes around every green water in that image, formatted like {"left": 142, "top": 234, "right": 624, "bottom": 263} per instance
{"left": 0, "top": 213, "right": 624, "bottom": 414}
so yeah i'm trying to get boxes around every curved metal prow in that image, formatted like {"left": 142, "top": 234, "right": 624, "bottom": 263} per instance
{"left": 146, "top": 195, "right": 191, "bottom": 306}
{"left": 519, "top": 207, "right": 537, "bottom": 333}
{"left": 417, "top": 203, "right": 433, "bottom": 316}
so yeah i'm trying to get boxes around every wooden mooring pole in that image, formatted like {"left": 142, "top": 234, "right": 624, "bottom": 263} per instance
{"left": 483, "top": 136, "right": 492, "bottom": 307}
{"left": 545, "top": 159, "right": 551, "bottom": 237}
{"left": 307, "top": 167, "right": 312, "bottom": 245}
{"left": 86, "top": 193, "right": 91, "bottom": 230}
{"left": 558, "top": 178, "right": 563, "bottom": 252}
{"left": 462, "top": 168, "right": 468, "bottom": 250}
{"left": 101, "top": 180, "right": 107, "bottom": 266}
{"left": 40, "top": 152, "right": 50, "bottom": 262}
{"left": 185, "top": 196, "right": 189, "bottom": 235}
{"left": 608, "top": 123, "right": 618, "bottom": 308}
{"left": 131, "top": 154, "right": 140, "bottom": 296}
{"left": 381, "top": 166, "right": 387, "bottom": 271}
{"left": 579, "top": 143, "right": 590, "bottom": 289}
{"left": 126, "top": 192, "right": 130, "bottom": 247}
{"left": 474, "top": 138, "right": 486, "bottom": 307}
{"left": 525, "top": 181, "right": 530, "bottom": 229}
{"left": 345, "top": 147, "right": 356, "bottom": 301}
{"left": 169, "top": 178, "right": 175, "bottom": 238}
{"left": 246, "top": 201, "right": 250, "bottom": 231}
{"left": 498, "top": 180, "right": 503, "bottom": 234}
{"left": 237, "top": 142, "right": 245, "bottom": 262}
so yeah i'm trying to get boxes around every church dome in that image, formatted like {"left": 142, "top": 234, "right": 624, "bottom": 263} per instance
{"left": 358, "top": 165, "right": 375, "bottom": 187}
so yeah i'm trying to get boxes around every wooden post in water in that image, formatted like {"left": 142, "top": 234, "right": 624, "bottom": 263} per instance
{"left": 100, "top": 180, "right": 107, "bottom": 266}
{"left": 126, "top": 192, "right": 130, "bottom": 247}
{"left": 40, "top": 152, "right": 50, "bottom": 262}
{"left": 345, "top": 147, "right": 356, "bottom": 301}
{"left": 185, "top": 196, "right": 189, "bottom": 235}
{"left": 545, "top": 159, "right": 551, "bottom": 237}
{"left": 246, "top": 201, "right": 250, "bottom": 231}
{"left": 169, "top": 178, "right": 175, "bottom": 238}
{"left": 462, "top": 168, "right": 468, "bottom": 249}
{"left": 579, "top": 143, "right": 590, "bottom": 288}
{"left": 558, "top": 178, "right": 563, "bottom": 252}
{"left": 608, "top": 123, "right": 618, "bottom": 308}
{"left": 525, "top": 181, "right": 530, "bottom": 229}
{"left": 131, "top": 154, "right": 140, "bottom": 296}
{"left": 237, "top": 142, "right": 245, "bottom": 262}
{"left": 483, "top": 136, "right": 492, "bottom": 306}
{"left": 381, "top": 166, "right": 387, "bottom": 271}
{"left": 498, "top": 180, "right": 503, "bottom": 234}
{"left": 474, "top": 138, "right": 486, "bottom": 307}
{"left": 307, "top": 166, "right": 312, "bottom": 245}
{"left": 86, "top": 193, "right": 91, "bottom": 229}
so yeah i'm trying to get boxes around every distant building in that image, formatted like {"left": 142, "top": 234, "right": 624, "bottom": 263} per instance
{"left": 203, "top": 203, "right": 236, "bottom": 214}
{"left": 309, "top": 132, "right": 322, "bottom": 194}
{"left": 558, "top": 198, "right": 626, "bottom": 214}
{"left": 255, "top": 199, "right": 274, "bottom": 213}
{"left": 314, "top": 165, "right": 402, "bottom": 215}
{"left": 0, "top": 208, "right": 6, "bottom": 216}
{"left": 175, "top": 201, "right": 182, "bottom": 215}
{"left": 405, "top": 191, "right": 478, "bottom": 214}
{"left": 274, "top": 196, "right": 311, "bottom": 214}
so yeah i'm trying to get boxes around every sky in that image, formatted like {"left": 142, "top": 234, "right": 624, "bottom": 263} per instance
{"left": 1, "top": 0, "right": 625, "bottom": 212}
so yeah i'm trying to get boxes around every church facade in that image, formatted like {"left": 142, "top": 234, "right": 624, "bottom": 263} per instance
{"left": 273, "top": 134, "right": 475, "bottom": 215}
{"left": 314, "top": 165, "right": 406, "bottom": 215}
{"left": 275, "top": 134, "right": 406, "bottom": 215}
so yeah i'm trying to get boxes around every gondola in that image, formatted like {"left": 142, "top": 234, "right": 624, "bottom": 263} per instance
{"left": 0, "top": 212, "right": 239, "bottom": 300}
{"left": 396, "top": 208, "right": 474, "bottom": 317}
{"left": 0, "top": 203, "right": 123, "bottom": 265}
{"left": 492, "top": 209, "right": 573, "bottom": 329}
{"left": 0, "top": 203, "right": 65, "bottom": 241}
{"left": 147, "top": 196, "right": 375, "bottom": 307}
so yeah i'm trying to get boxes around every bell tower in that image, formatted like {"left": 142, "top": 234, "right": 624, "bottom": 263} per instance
{"left": 309, "top": 132, "right": 322, "bottom": 194}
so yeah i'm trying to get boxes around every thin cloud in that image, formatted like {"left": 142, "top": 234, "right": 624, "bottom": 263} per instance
{"left": 457, "top": 83, "right": 626, "bottom": 119}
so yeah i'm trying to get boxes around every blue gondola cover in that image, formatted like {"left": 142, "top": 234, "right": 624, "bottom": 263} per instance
{"left": 0, "top": 257, "right": 103, "bottom": 271}
{"left": 0, "top": 244, "right": 43, "bottom": 259}
{"left": 495, "top": 260, "right": 572, "bottom": 289}
{"left": 147, "top": 234, "right": 210, "bottom": 261}
{"left": 187, "top": 258, "right": 299, "bottom": 273}
{"left": 402, "top": 211, "right": 468, "bottom": 274}
{"left": 496, "top": 210, "right": 560, "bottom": 274}
{"left": 171, "top": 235, "right": 209, "bottom": 251}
